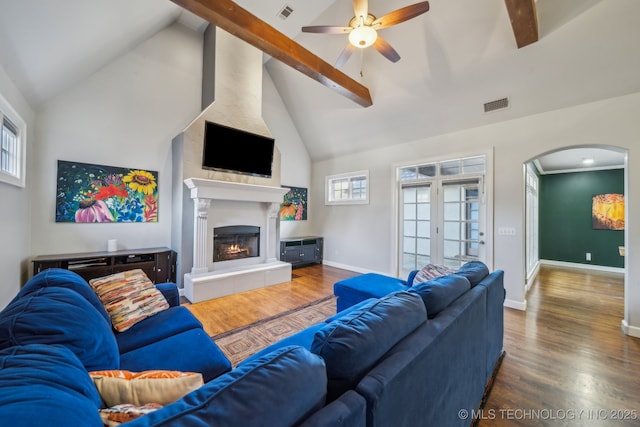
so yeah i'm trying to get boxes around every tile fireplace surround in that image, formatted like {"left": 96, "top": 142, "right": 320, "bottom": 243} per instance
{"left": 183, "top": 178, "right": 292, "bottom": 303}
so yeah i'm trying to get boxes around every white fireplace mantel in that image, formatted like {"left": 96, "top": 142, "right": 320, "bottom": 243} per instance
{"left": 184, "top": 178, "right": 288, "bottom": 204}
{"left": 182, "top": 178, "right": 292, "bottom": 303}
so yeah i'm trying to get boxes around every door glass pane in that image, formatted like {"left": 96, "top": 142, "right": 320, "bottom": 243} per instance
{"left": 401, "top": 184, "right": 431, "bottom": 272}
{"left": 444, "top": 222, "right": 460, "bottom": 240}
{"left": 442, "top": 181, "right": 481, "bottom": 267}
{"left": 417, "top": 165, "right": 436, "bottom": 178}
{"left": 440, "top": 160, "right": 460, "bottom": 176}
{"left": 417, "top": 238, "right": 430, "bottom": 256}
{"left": 404, "top": 220, "right": 416, "bottom": 237}
{"left": 417, "top": 220, "right": 430, "bottom": 238}
{"left": 403, "top": 187, "right": 416, "bottom": 203}
{"left": 403, "top": 237, "right": 415, "bottom": 253}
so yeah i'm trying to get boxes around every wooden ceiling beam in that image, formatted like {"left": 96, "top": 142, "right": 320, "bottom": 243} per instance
{"left": 504, "top": 0, "right": 539, "bottom": 48}
{"left": 170, "top": 0, "right": 373, "bottom": 107}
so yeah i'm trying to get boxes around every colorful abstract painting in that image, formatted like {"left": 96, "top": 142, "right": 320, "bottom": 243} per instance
{"left": 592, "top": 193, "right": 624, "bottom": 230}
{"left": 279, "top": 186, "right": 307, "bottom": 221}
{"left": 56, "top": 160, "right": 158, "bottom": 223}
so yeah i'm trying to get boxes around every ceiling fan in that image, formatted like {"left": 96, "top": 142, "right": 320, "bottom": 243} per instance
{"left": 302, "top": 0, "right": 430, "bottom": 68}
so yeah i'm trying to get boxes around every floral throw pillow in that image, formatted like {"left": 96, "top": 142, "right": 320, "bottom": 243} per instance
{"left": 99, "top": 403, "right": 163, "bottom": 426}
{"left": 89, "top": 269, "right": 169, "bottom": 332}
{"left": 413, "top": 264, "right": 455, "bottom": 285}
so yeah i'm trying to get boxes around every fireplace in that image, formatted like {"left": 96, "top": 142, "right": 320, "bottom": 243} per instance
{"left": 213, "top": 225, "right": 260, "bottom": 262}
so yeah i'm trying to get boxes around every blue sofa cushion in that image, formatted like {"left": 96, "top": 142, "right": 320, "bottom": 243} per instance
{"left": 408, "top": 274, "right": 471, "bottom": 318}
{"left": 120, "top": 328, "right": 232, "bottom": 383}
{"left": 311, "top": 291, "right": 426, "bottom": 401}
{"left": 17, "top": 268, "right": 111, "bottom": 324}
{"left": 115, "top": 306, "right": 204, "bottom": 354}
{"left": 240, "top": 322, "right": 326, "bottom": 366}
{"left": 126, "top": 346, "right": 327, "bottom": 427}
{"left": 0, "top": 287, "right": 120, "bottom": 371}
{"left": 455, "top": 261, "right": 490, "bottom": 287}
{"left": 0, "top": 344, "right": 103, "bottom": 426}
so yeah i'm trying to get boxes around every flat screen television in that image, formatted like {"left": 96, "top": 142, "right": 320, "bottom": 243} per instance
{"left": 202, "top": 121, "right": 275, "bottom": 178}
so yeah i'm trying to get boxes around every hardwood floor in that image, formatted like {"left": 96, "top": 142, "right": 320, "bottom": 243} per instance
{"left": 184, "top": 264, "right": 357, "bottom": 336}
{"left": 479, "top": 265, "right": 640, "bottom": 426}
{"left": 185, "top": 264, "right": 640, "bottom": 425}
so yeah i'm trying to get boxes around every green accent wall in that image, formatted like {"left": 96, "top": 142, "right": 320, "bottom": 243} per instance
{"left": 539, "top": 169, "right": 624, "bottom": 268}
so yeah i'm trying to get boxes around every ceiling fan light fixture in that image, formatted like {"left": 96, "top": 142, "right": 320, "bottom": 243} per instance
{"left": 349, "top": 25, "right": 377, "bottom": 48}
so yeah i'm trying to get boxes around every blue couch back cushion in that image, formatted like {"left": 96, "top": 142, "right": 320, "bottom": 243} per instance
{"left": 408, "top": 274, "right": 471, "bottom": 318}
{"left": 126, "top": 346, "right": 327, "bottom": 427}
{"left": 18, "top": 268, "right": 111, "bottom": 324}
{"left": 0, "top": 343, "right": 103, "bottom": 426}
{"left": 0, "top": 287, "right": 120, "bottom": 371}
{"left": 311, "top": 291, "right": 426, "bottom": 401}
{"left": 455, "top": 261, "right": 490, "bottom": 287}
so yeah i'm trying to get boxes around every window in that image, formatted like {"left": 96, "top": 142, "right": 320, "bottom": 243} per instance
{"left": 0, "top": 94, "right": 26, "bottom": 187}
{"left": 398, "top": 156, "right": 486, "bottom": 274}
{"left": 525, "top": 163, "right": 539, "bottom": 282}
{"left": 325, "top": 170, "right": 369, "bottom": 205}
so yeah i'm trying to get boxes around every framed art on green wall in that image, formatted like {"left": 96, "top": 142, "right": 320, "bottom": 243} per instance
{"left": 592, "top": 193, "right": 624, "bottom": 230}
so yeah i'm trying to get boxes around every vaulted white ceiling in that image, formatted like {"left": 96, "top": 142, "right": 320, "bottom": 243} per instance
{"left": 0, "top": 0, "right": 637, "bottom": 167}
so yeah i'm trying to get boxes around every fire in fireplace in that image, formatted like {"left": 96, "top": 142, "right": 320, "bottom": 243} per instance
{"left": 213, "top": 225, "right": 260, "bottom": 262}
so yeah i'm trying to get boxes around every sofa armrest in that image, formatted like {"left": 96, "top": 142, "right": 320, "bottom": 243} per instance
{"left": 155, "top": 282, "right": 180, "bottom": 307}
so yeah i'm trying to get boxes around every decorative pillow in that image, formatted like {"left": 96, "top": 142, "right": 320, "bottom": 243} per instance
{"left": 408, "top": 274, "right": 471, "bottom": 318}
{"left": 413, "top": 263, "right": 455, "bottom": 285}
{"left": 89, "top": 370, "right": 204, "bottom": 407}
{"left": 99, "top": 403, "right": 163, "bottom": 426}
{"left": 89, "top": 269, "right": 169, "bottom": 332}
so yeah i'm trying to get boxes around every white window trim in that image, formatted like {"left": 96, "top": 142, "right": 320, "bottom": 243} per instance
{"left": 325, "top": 169, "right": 369, "bottom": 205}
{"left": 0, "top": 93, "right": 26, "bottom": 188}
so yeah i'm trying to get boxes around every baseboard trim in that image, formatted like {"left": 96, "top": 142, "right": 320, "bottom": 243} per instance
{"left": 540, "top": 259, "right": 624, "bottom": 275}
{"left": 322, "top": 260, "right": 391, "bottom": 277}
{"left": 621, "top": 320, "right": 640, "bottom": 338}
{"left": 504, "top": 298, "right": 527, "bottom": 311}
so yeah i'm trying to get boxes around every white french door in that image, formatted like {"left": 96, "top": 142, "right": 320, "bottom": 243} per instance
{"left": 399, "top": 176, "right": 485, "bottom": 278}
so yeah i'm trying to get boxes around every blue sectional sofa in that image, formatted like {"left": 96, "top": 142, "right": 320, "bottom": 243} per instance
{"left": 0, "top": 268, "right": 366, "bottom": 426}
{"left": 0, "top": 262, "right": 503, "bottom": 426}
{"left": 246, "top": 261, "right": 506, "bottom": 427}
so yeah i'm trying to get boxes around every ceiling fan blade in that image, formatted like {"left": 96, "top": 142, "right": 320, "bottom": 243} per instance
{"left": 353, "top": 0, "right": 369, "bottom": 20}
{"left": 335, "top": 43, "right": 356, "bottom": 69}
{"left": 372, "top": 1, "right": 430, "bottom": 30}
{"left": 373, "top": 37, "right": 401, "bottom": 63}
{"left": 302, "top": 25, "right": 352, "bottom": 34}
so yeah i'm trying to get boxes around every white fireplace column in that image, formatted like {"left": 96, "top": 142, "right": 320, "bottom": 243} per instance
{"left": 192, "top": 198, "right": 211, "bottom": 274}
{"left": 266, "top": 202, "right": 281, "bottom": 262}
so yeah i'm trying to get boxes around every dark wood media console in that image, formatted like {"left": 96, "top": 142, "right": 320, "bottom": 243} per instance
{"left": 279, "top": 237, "right": 323, "bottom": 268}
{"left": 32, "top": 247, "right": 176, "bottom": 284}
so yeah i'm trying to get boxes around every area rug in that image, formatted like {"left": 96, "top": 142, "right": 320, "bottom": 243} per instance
{"left": 211, "top": 295, "right": 337, "bottom": 366}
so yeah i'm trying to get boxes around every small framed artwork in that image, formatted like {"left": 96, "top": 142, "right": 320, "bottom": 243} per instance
{"left": 592, "top": 193, "right": 624, "bottom": 230}
{"left": 55, "top": 160, "right": 159, "bottom": 223}
{"left": 279, "top": 186, "right": 307, "bottom": 221}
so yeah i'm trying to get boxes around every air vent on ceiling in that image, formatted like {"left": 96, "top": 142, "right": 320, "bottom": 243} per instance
{"left": 484, "top": 97, "right": 509, "bottom": 113}
{"left": 278, "top": 5, "right": 294, "bottom": 20}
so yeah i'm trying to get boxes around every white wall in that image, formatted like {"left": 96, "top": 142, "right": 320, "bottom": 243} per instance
{"left": 262, "top": 68, "right": 313, "bottom": 238}
{"left": 30, "top": 23, "right": 202, "bottom": 258}
{"left": 313, "top": 92, "right": 640, "bottom": 333}
{"left": 0, "top": 66, "right": 35, "bottom": 308}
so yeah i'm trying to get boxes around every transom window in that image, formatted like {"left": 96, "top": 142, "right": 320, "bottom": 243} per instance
{"left": 325, "top": 170, "right": 369, "bottom": 205}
